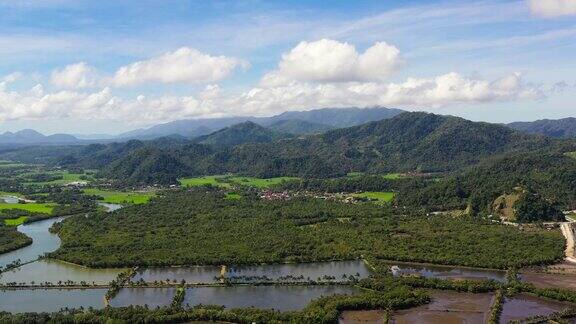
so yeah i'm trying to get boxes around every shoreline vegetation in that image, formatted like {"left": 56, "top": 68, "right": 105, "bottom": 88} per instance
{"left": 0, "top": 226, "right": 32, "bottom": 255}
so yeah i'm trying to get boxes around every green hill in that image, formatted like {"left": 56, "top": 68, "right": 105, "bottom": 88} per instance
{"left": 195, "top": 121, "right": 290, "bottom": 148}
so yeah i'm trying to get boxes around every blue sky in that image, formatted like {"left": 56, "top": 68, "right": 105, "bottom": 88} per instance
{"left": 0, "top": 0, "right": 575, "bottom": 134}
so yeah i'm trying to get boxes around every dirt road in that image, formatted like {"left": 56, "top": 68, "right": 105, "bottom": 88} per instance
{"left": 560, "top": 222, "right": 576, "bottom": 263}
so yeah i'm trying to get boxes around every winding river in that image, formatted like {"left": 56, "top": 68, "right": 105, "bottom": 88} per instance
{"left": 0, "top": 207, "right": 549, "bottom": 316}
{"left": 0, "top": 216, "right": 67, "bottom": 269}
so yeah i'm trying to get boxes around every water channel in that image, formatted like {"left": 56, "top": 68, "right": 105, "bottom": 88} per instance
{"left": 0, "top": 216, "right": 67, "bottom": 269}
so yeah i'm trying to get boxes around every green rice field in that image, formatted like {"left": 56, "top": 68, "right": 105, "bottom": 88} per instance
{"left": 382, "top": 173, "right": 403, "bottom": 180}
{"left": 0, "top": 203, "right": 56, "bottom": 214}
{"left": 353, "top": 191, "right": 396, "bottom": 203}
{"left": 26, "top": 171, "right": 93, "bottom": 185}
{"left": 83, "top": 189, "right": 155, "bottom": 204}
{"left": 179, "top": 175, "right": 298, "bottom": 188}
{"left": 226, "top": 176, "right": 298, "bottom": 188}
{"left": 347, "top": 172, "right": 403, "bottom": 180}
{"left": 4, "top": 216, "right": 28, "bottom": 226}
{"left": 178, "top": 175, "right": 231, "bottom": 188}
{"left": 224, "top": 193, "right": 242, "bottom": 200}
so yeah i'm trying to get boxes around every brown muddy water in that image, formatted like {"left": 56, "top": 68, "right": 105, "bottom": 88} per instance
{"left": 339, "top": 309, "right": 387, "bottom": 323}
{"left": 520, "top": 272, "right": 576, "bottom": 290}
{"left": 391, "top": 290, "right": 494, "bottom": 324}
{"left": 388, "top": 261, "right": 506, "bottom": 282}
{"left": 500, "top": 293, "right": 572, "bottom": 323}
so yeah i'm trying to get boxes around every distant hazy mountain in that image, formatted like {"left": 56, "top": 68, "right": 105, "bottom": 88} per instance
{"left": 195, "top": 121, "right": 290, "bottom": 148}
{"left": 265, "top": 107, "right": 404, "bottom": 128}
{"left": 267, "top": 119, "right": 334, "bottom": 135}
{"left": 0, "top": 129, "right": 81, "bottom": 144}
{"left": 508, "top": 117, "right": 576, "bottom": 138}
{"left": 118, "top": 119, "right": 240, "bottom": 140}
{"left": 73, "top": 133, "right": 116, "bottom": 140}
{"left": 117, "top": 106, "right": 404, "bottom": 139}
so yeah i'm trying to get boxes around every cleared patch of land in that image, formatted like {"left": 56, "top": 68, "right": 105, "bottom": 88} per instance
{"left": 226, "top": 176, "right": 298, "bottom": 188}
{"left": 83, "top": 189, "right": 155, "bottom": 204}
{"left": 179, "top": 175, "right": 298, "bottom": 188}
{"left": 354, "top": 191, "right": 395, "bottom": 203}
{"left": 178, "top": 175, "right": 230, "bottom": 188}
{"left": 0, "top": 191, "right": 24, "bottom": 198}
{"left": 4, "top": 216, "right": 28, "bottom": 226}
{"left": 347, "top": 172, "right": 403, "bottom": 180}
{"left": 224, "top": 193, "right": 241, "bottom": 200}
{"left": 0, "top": 162, "right": 26, "bottom": 169}
{"left": 25, "top": 171, "right": 93, "bottom": 185}
{"left": 0, "top": 202, "right": 56, "bottom": 214}
{"left": 382, "top": 173, "right": 403, "bottom": 180}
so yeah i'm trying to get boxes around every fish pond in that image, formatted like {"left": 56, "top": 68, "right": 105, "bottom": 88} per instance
{"left": 132, "top": 260, "right": 371, "bottom": 284}
{"left": 0, "top": 288, "right": 106, "bottom": 313}
{"left": 111, "top": 285, "right": 361, "bottom": 311}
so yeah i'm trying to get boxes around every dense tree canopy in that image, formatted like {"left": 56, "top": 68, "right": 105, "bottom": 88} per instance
{"left": 51, "top": 188, "right": 564, "bottom": 269}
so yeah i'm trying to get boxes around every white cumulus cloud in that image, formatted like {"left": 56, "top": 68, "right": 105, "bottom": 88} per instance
{"left": 51, "top": 62, "right": 100, "bottom": 89}
{"left": 261, "top": 39, "right": 401, "bottom": 86}
{"left": 0, "top": 72, "right": 548, "bottom": 125}
{"left": 528, "top": 0, "right": 576, "bottom": 17}
{"left": 112, "top": 47, "right": 247, "bottom": 87}
{"left": 243, "top": 73, "right": 543, "bottom": 115}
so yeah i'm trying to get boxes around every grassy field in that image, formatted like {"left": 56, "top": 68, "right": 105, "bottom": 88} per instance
{"left": 179, "top": 175, "right": 298, "bottom": 188}
{"left": 0, "top": 191, "right": 24, "bottom": 198}
{"left": 0, "top": 162, "right": 26, "bottom": 169}
{"left": 347, "top": 172, "right": 403, "bottom": 180}
{"left": 26, "top": 171, "right": 93, "bottom": 185}
{"left": 354, "top": 191, "right": 396, "bottom": 203}
{"left": 178, "top": 175, "right": 231, "bottom": 188}
{"left": 383, "top": 173, "right": 403, "bottom": 180}
{"left": 83, "top": 188, "right": 155, "bottom": 204}
{"left": 0, "top": 203, "right": 56, "bottom": 213}
{"left": 224, "top": 193, "right": 242, "bottom": 200}
{"left": 4, "top": 216, "right": 28, "bottom": 226}
{"left": 227, "top": 176, "right": 298, "bottom": 188}
{"left": 566, "top": 152, "right": 576, "bottom": 160}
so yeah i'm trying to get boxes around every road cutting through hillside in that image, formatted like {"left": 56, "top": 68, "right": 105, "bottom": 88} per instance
{"left": 560, "top": 222, "right": 576, "bottom": 264}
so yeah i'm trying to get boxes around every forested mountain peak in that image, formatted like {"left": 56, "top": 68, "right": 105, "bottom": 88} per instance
{"left": 195, "top": 121, "right": 290, "bottom": 148}
{"left": 267, "top": 119, "right": 334, "bottom": 135}
{"left": 508, "top": 117, "right": 576, "bottom": 138}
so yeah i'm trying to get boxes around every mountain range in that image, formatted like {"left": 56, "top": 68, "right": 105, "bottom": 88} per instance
{"left": 115, "top": 106, "right": 405, "bottom": 139}
{"left": 33, "top": 111, "right": 568, "bottom": 185}
{"left": 2, "top": 107, "right": 576, "bottom": 146}
{"left": 0, "top": 129, "right": 82, "bottom": 145}
{"left": 508, "top": 117, "right": 576, "bottom": 138}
